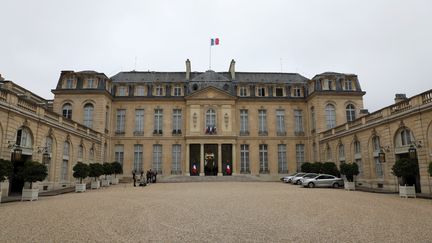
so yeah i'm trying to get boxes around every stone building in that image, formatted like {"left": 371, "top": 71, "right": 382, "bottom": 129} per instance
{"left": 1, "top": 60, "right": 431, "bottom": 196}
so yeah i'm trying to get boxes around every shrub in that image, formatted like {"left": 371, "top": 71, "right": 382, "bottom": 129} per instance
{"left": 340, "top": 163, "right": 359, "bottom": 182}
{"left": 111, "top": 162, "right": 123, "bottom": 178}
{"left": 103, "top": 163, "right": 113, "bottom": 178}
{"left": 322, "top": 162, "right": 340, "bottom": 177}
{"left": 0, "top": 159, "right": 13, "bottom": 182}
{"left": 301, "top": 162, "right": 313, "bottom": 173}
{"left": 73, "top": 162, "right": 90, "bottom": 184}
{"left": 392, "top": 158, "right": 418, "bottom": 186}
{"left": 18, "top": 161, "right": 48, "bottom": 189}
{"left": 89, "top": 163, "right": 104, "bottom": 181}
{"left": 311, "top": 162, "right": 323, "bottom": 174}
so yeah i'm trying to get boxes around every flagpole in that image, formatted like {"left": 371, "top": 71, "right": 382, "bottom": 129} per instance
{"left": 209, "top": 41, "right": 212, "bottom": 70}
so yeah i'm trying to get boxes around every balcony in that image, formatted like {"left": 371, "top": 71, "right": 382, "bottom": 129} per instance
{"left": 205, "top": 126, "right": 217, "bottom": 135}
{"left": 133, "top": 131, "right": 144, "bottom": 136}
{"left": 258, "top": 131, "right": 268, "bottom": 136}
{"left": 172, "top": 129, "right": 182, "bottom": 136}
{"left": 277, "top": 131, "right": 287, "bottom": 136}
{"left": 294, "top": 131, "right": 305, "bottom": 136}
{"left": 115, "top": 130, "right": 125, "bottom": 136}
{"left": 239, "top": 131, "right": 250, "bottom": 136}
{"left": 153, "top": 129, "right": 163, "bottom": 135}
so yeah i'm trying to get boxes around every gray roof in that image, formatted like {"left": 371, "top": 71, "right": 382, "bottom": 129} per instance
{"left": 111, "top": 70, "right": 309, "bottom": 84}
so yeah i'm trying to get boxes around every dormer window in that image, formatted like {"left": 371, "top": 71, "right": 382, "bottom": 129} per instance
{"left": 239, "top": 87, "right": 248, "bottom": 97}
{"left": 275, "top": 87, "right": 284, "bottom": 97}
{"left": 173, "top": 85, "right": 182, "bottom": 96}
{"left": 65, "top": 79, "right": 74, "bottom": 89}
{"left": 87, "top": 78, "right": 96, "bottom": 88}
{"left": 257, "top": 87, "right": 266, "bottom": 97}
{"left": 322, "top": 79, "right": 334, "bottom": 90}
{"left": 292, "top": 87, "right": 302, "bottom": 97}
{"left": 155, "top": 85, "right": 164, "bottom": 96}
{"left": 136, "top": 86, "right": 145, "bottom": 96}
{"left": 344, "top": 80, "right": 354, "bottom": 91}
{"left": 118, "top": 86, "right": 127, "bottom": 96}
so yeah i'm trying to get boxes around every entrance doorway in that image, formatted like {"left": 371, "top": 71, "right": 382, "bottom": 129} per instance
{"left": 189, "top": 144, "right": 200, "bottom": 176}
{"left": 204, "top": 144, "right": 218, "bottom": 176}
{"left": 221, "top": 144, "right": 232, "bottom": 176}
{"left": 395, "top": 153, "right": 421, "bottom": 193}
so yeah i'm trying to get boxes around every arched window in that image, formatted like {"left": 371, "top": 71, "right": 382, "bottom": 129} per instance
{"left": 372, "top": 136, "right": 380, "bottom": 152}
{"left": 45, "top": 136, "right": 53, "bottom": 154}
{"left": 338, "top": 144, "right": 345, "bottom": 162}
{"left": 62, "top": 103, "right": 72, "bottom": 119}
{"left": 83, "top": 103, "right": 94, "bottom": 128}
{"left": 325, "top": 104, "right": 336, "bottom": 129}
{"left": 206, "top": 109, "right": 216, "bottom": 128}
{"left": 354, "top": 141, "right": 361, "bottom": 154}
{"left": 78, "top": 145, "right": 84, "bottom": 161}
{"left": 400, "top": 128, "right": 412, "bottom": 146}
{"left": 311, "top": 107, "right": 316, "bottom": 131}
{"left": 326, "top": 146, "right": 332, "bottom": 161}
{"left": 62, "top": 141, "right": 70, "bottom": 181}
{"left": 346, "top": 104, "right": 356, "bottom": 122}
{"left": 16, "top": 127, "right": 32, "bottom": 148}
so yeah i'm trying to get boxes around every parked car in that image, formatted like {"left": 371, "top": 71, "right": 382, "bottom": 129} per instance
{"left": 291, "top": 173, "right": 318, "bottom": 185}
{"left": 301, "top": 174, "right": 344, "bottom": 188}
{"left": 281, "top": 173, "right": 305, "bottom": 183}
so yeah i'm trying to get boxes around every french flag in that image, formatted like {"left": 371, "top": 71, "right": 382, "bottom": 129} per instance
{"left": 210, "top": 38, "right": 220, "bottom": 46}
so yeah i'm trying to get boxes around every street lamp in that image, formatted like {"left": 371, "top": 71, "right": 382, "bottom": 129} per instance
{"left": 378, "top": 149, "right": 386, "bottom": 163}
{"left": 13, "top": 148, "right": 22, "bottom": 161}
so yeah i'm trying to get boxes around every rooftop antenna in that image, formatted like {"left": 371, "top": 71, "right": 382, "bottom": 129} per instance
{"left": 280, "top": 58, "right": 283, "bottom": 73}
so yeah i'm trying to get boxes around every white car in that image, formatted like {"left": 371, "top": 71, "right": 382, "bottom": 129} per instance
{"left": 291, "top": 173, "right": 318, "bottom": 185}
{"left": 281, "top": 173, "right": 305, "bottom": 183}
{"left": 301, "top": 174, "right": 344, "bottom": 188}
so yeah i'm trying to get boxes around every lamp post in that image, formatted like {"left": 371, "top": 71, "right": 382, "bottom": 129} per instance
{"left": 378, "top": 149, "right": 386, "bottom": 163}
{"left": 13, "top": 148, "right": 22, "bottom": 161}
{"left": 408, "top": 145, "right": 417, "bottom": 160}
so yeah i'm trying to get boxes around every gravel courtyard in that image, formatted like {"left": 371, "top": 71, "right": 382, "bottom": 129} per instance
{"left": 0, "top": 182, "right": 431, "bottom": 242}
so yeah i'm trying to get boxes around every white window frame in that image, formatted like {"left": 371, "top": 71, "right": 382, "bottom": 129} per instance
{"left": 116, "top": 109, "right": 126, "bottom": 133}
{"left": 172, "top": 144, "right": 181, "bottom": 174}
{"left": 115, "top": 145, "right": 124, "bottom": 166}
{"left": 296, "top": 144, "right": 305, "bottom": 172}
{"left": 258, "top": 109, "right": 267, "bottom": 134}
{"left": 278, "top": 144, "right": 287, "bottom": 173}
{"left": 240, "top": 109, "right": 249, "bottom": 134}
{"left": 154, "top": 109, "right": 163, "bottom": 133}
{"left": 239, "top": 87, "right": 248, "bottom": 97}
{"left": 173, "top": 85, "right": 182, "bottom": 96}
{"left": 240, "top": 144, "right": 250, "bottom": 173}
{"left": 325, "top": 104, "right": 336, "bottom": 129}
{"left": 172, "top": 109, "right": 182, "bottom": 132}
{"left": 83, "top": 104, "right": 94, "bottom": 128}
{"left": 135, "top": 109, "right": 144, "bottom": 133}
{"left": 259, "top": 144, "right": 268, "bottom": 173}
{"left": 133, "top": 145, "right": 143, "bottom": 172}
{"left": 346, "top": 104, "right": 356, "bottom": 122}
{"left": 294, "top": 109, "right": 303, "bottom": 133}
{"left": 153, "top": 144, "right": 162, "bottom": 173}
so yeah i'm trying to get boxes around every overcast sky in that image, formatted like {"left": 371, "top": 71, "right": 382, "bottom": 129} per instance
{"left": 1, "top": 0, "right": 431, "bottom": 111}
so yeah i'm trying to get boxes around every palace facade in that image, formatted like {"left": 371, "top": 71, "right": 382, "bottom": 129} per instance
{"left": 1, "top": 59, "right": 431, "bottom": 196}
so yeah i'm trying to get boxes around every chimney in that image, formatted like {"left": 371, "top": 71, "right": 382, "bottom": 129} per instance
{"left": 394, "top": 93, "right": 407, "bottom": 103}
{"left": 185, "top": 59, "right": 191, "bottom": 80}
{"left": 359, "top": 109, "right": 369, "bottom": 118}
{"left": 229, "top": 59, "right": 236, "bottom": 80}
{"left": 0, "top": 73, "right": 4, "bottom": 81}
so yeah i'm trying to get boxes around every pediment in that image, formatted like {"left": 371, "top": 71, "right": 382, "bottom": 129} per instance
{"left": 185, "top": 86, "right": 236, "bottom": 100}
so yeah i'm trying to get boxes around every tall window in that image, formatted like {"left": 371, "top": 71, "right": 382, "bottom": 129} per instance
{"left": 257, "top": 87, "right": 266, "bottom": 97}
{"left": 400, "top": 129, "right": 412, "bottom": 146}
{"left": 338, "top": 144, "right": 345, "bottom": 163}
{"left": 62, "top": 103, "right": 72, "bottom": 119}
{"left": 153, "top": 144, "right": 162, "bottom": 173}
{"left": 258, "top": 109, "right": 267, "bottom": 135}
{"left": 78, "top": 145, "right": 83, "bottom": 162}
{"left": 206, "top": 109, "right": 216, "bottom": 127}
{"left": 115, "top": 145, "right": 124, "bottom": 166}
{"left": 136, "top": 86, "right": 145, "bottom": 96}
{"left": 312, "top": 142, "right": 317, "bottom": 162}
{"left": 62, "top": 141, "right": 70, "bottom": 181}
{"left": 155, "top": 85, "right": 163, "bottom": 96}
{"left": 275, "top": 87, "right": 284, "bottom": 97}
{"left": 240, "top": 144, "right": 250, "bottom": 173}
{"left": 326, "top": 146, "right": 332, "bottom": 161}
{"left": 325, "top": 104, "right": 336, "bottom": 129}
{"left": 89, "top": 148, "right": 94, "bottom": 162}
{"left": 239, "top": 87, "right": 248, "bottom": 97}
{"left": 346, "top": 104, "right": 356, "bottom": 122}
{"left": 133, "top": 145, "right": 143, "bottom": 172}
{"left": 239, "top": 109, "right": 249, "bottom": 135}
{"left": 276, "top": 110, "right": 285, "bottom": 135}
{"left": 355, "top": 159, "right": 363, "bottom": 176}
{"left": 16, "top": 128, "right": 32, "bottom": 148}
{"left": 172, "top": 144, "right": 181, "bottom": 174}
{"left": 154, "top": 109, "right": 163, "bottom": 134}
{"left": 259, "top": 144, "right": 268, "bottom": 173}
{"left": 372, "top": 136, "right": 383, "bottom": 178}
{"left": 311, "top": 107, "right": 316, "bottom": 131}
{"left": 105, "top": 107, "right": 109, "bottom": 130}
{"left": 135, "top": 109, "right": 144, "bottom": 134}
{"left": 116, "top": 109, "right": 126, "bottom": 134}
{"left": 354, "top": 141, "right": 361, "bottom": 155}
{"left": 278, "top": 144, "right": 288, "bottom": 173}
{"left": 83, "top": 103, "right": 94, "bottom": 128}
{"left": 45, "top": 137, "right": 53, "bottom": 154}
{"left": 296, "top": 144, "right": 305, "bottom": 172}
{"left": 173, "top": 85, "right": 182, "bottom": 96}
{"left": 294, "top": 110, "right": 304, "bottom": 133}
{"left": 172, "top": 109, "right": 182, "bottom": 134}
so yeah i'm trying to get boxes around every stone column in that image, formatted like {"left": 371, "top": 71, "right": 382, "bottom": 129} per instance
{"left": 200, "top": 144, "right": 204, "bottom": 176}
{"left": 185, "top": 143, "right": 190, "bottom": 176}
{"left": 218, "top": 143, "right": 222, "bottom": 176}
{"left": 232, "top": 143, "right": 237, "bottom": 175}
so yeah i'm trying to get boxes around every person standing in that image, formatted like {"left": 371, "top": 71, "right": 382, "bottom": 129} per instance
{"left": 132, "top": 170, "right": 137, "bottom": 187}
